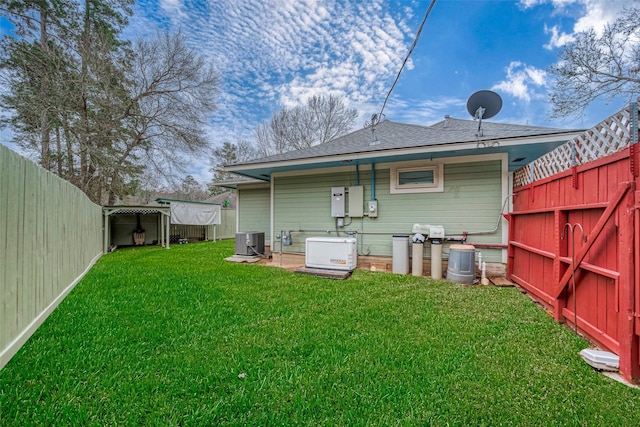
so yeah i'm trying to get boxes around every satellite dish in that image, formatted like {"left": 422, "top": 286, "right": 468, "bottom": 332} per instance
{"left": 466, "top": 90, "right": 502, "bottom": 139}
{"left": 466, "top": 90, "right": 502, "bottom": 120}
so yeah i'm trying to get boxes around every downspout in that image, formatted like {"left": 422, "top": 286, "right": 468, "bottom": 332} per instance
{"left": 371, "top": 162, "right": 376, "bottom": 200}
{"left": 270, "top": 176, "right": 275, "bottom": 252}
{"left": 236, "top": 190, "right": 240, "bottom": 235}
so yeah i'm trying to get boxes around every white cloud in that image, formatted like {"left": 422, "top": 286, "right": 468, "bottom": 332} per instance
{"left": 129, "top": 0, "right": 413, "bottom": 152}
{"left": 159, "top": 0, "right": 187, "bottom": 20}
{"left": 523, "top": 0, "right": 627, "bottom": 48}
{"left": 572, "top": 0, "right": 624, "bottom": 35}
{"left": 543, "top": 24, "right": 575, "bottom": 49}
{"left": 374, "top": 96, "right": 466, "bottom": 126}
{"left": 492, "top": 62, "right": 548, "bottom": 102}
{"left": 143, "top": 0, "right": 413, "bottom": 182}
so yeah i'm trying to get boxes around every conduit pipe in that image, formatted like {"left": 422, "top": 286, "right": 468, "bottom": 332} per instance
{"left": 463, "top": 194, "right": 514, "bottom": 236}
{"left": 466, "top": 242, "right": 508, "bottom": 249}
{"left": 287, "top": 229, "right": 416, "bottom": 236}
{"left": 371, "top": 162, "right": 376, "bottom": 200}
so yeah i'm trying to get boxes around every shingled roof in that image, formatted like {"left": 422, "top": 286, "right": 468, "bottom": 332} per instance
{"left": 233, "top": 117, "right": 580, "bottom": 166}
{"left": 221, "top": 117, "right": 583, "bottom": 182}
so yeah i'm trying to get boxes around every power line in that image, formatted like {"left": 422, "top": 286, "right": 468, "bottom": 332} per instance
{"left": 376, "top": 0, "right": 437, "bottom": 123}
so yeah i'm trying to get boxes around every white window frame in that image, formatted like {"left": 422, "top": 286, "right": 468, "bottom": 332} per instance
{"left": 390, "top": 163, "right": 444, "bottom": 194}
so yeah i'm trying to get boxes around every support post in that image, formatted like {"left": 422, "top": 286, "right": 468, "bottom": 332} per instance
{"left": 103, "top": 210, "right": 109, "bottom": 254}
{"left": 618, "top": 184, "right": 639, "bottom": 383}
{"left": 505, "top": 213, "right": 515, "bottom": 280}
{"left": 635, "top": 191, "right": 640, "bottom": 334}
{"left": 165, "top": 211, "right": 170, "bottom": 249}
{"left": 160, "top": 212, "right": 164, "bottom": 246}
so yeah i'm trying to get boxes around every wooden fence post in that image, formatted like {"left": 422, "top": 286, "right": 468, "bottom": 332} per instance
{"left": 506, "top": 213, "right": 515, "bottom": 280}
{"left": 619, "top": 184, "right": 640, "bottom": 383}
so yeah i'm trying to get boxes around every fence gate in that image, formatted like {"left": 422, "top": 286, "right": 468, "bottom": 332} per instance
{"left": 508, "top": 105, "right": 640, "bottom": 383}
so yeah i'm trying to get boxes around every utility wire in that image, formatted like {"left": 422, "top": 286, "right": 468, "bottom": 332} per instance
{"left": 377, "top": 0, "right": 437, "bottom": 122}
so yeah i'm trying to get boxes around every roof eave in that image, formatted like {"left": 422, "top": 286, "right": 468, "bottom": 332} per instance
{"left": 226, "top": 130, "right": 584, "bottom": 174}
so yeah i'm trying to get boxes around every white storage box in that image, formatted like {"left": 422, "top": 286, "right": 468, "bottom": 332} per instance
{"left": 306, "top": 237, "right": 357, "bottom": 271}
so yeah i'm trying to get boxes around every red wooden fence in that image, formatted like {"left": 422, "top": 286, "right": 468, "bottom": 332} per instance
{"left": 508, "top": 147, "right": 640, "bottom": 382}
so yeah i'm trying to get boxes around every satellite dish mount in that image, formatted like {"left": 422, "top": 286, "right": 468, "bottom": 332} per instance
{"left": 466, "top": 90, "right": 502, "bottom": 139}
{"left": 364, "top": 113, "right": 384, "bottom": 144}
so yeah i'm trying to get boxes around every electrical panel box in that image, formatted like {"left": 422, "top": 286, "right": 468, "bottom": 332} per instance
{"left": 348, "top": 186, "right": 364, "bottom": 217}
{"left": 331, "top": 187, "right": 345, "bottom": 217}
{"left": 367, "top": 200, "right": 378, "bottom": 218}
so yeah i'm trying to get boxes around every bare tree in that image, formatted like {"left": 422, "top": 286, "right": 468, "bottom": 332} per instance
{"left": 107, "top": 30, "right": 220, "bottom": 204}
{"left": 254, "top": 94, "right": 358, "bottom": 156}
{"left": 548, "top": 7, "right": 640, "bottom": 118}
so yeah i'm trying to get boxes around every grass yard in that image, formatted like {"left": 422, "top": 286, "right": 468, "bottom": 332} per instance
{"left": 1, "top": 240, "right": 639, "bottom": 426}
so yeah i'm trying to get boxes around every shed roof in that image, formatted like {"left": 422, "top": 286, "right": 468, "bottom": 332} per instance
{"left": 155, "top": 198, "right": 221, "bottom": 205}
{"left": 103, "top": 206, "right": 170, "bottom": 215}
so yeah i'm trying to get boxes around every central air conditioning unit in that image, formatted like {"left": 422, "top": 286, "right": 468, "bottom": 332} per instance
{"left": 235, "top": 232, "right": 265, "bottom": 256}
{"left": 305, "top": 237, "right": 357, "bottom": 271}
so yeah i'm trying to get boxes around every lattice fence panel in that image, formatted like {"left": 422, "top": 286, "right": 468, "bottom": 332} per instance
{"left": 514, "top": 106, "right": 636, "bottom": 187}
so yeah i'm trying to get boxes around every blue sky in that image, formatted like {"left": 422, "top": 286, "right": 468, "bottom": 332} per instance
{"left": 1, "top": 0, "right": 633, "bottom": 184}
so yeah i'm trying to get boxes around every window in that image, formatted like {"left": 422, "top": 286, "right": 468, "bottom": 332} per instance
{"left": 390, "top": 164, "right": 443, "bottom": 194}
{"left": 398, "top": 169, "right": 435, "bottom": 186}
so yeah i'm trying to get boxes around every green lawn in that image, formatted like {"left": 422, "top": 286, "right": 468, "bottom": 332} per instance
{"left": 1, "top": 240, "right": 639, "bottom": 426}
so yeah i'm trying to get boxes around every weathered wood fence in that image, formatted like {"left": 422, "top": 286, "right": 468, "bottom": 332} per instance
{"left": 508, "top": 105, "right": 640, "bottom": 382}
{"left": 218, "top": 209, "right": 236, "bottom": 239}
{"left": 0, "top": 145, "right": 103, "bottom": 369}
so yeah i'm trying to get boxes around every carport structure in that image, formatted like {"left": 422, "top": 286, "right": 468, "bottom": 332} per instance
{"left": 103, "top": 206, "right": 171, "bottom": 253}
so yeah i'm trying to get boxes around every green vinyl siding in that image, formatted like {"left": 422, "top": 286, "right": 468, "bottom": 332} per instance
{"left": 238, "top": 187, "right": 271, "bottom": 242}
{"left": 273, "top": 171, "right": 360, "bottom": 253}
{"left": 271, "top": 159, "right": 504, "bottom": 263}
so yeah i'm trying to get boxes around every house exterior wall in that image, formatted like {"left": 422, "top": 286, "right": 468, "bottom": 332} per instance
{"left": 269, "top": 155, "right": 506, "bottom": 263}
{"left": 238, "top": 187, "right": 271, "bottom": 242}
